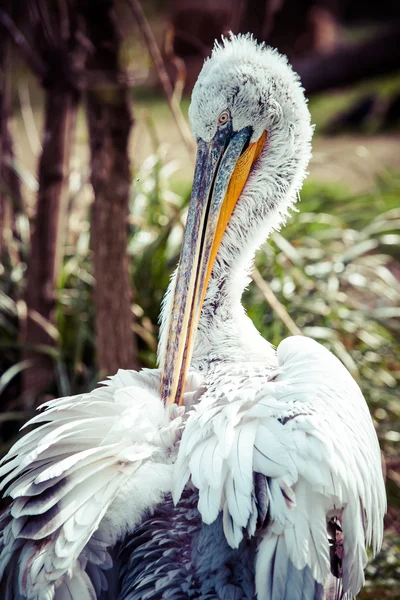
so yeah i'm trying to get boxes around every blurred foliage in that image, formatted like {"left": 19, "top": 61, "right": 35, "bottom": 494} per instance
{"left": 1, "top": 142, "right": 400, "bottom": 594}
{"left": 309, "top": 72, "right": 400, "bottom": 133}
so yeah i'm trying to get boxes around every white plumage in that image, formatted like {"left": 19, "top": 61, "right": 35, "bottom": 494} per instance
{"left": 174, "top": 336, "right": 385, "bottom": 597}
{"left": 0, "top": 369, "right": 183, "bottom": 599}
{"left": 0, "top": 34, "right": 385, "bottom": 600}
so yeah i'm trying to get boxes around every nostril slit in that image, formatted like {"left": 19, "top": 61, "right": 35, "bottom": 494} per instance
{"left": 240, "top": 139, "right": 250, "bottom": 155}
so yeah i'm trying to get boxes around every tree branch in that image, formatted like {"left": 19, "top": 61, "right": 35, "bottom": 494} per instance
{"left": 0, "top": 9, "right": 46, "bottom": 79}
{"left": 294, "top": 24, "right": 400, "bottom": 94}
{"left": 125, "top": 0, "right": 196, "bottom": 160}
{"left": 252, "top": 267, "right": 302, "bottom": 337}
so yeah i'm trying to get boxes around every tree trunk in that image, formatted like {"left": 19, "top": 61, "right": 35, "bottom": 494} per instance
{"left": 83, "top": 0, "right": 138, "bottom": 375}
{"left": 294, "top": 24, "right": 400, "bottom": 95}
{"left": 167, "top": 0, "right": 234, "bottom": 92}
{"left": 0, "top": 15, "right": 9, "bottom": 258}
{"left": 22, "top": 88, "right": 79, "bottom": 404}
{"left": 20, "top": 0, "right": 86, "bottom": 405}
{"left": 0, "top": 3, "right": 24, "bottom": 415}
{"left": 0, "top": 5, "right": 23, "bottom": 259}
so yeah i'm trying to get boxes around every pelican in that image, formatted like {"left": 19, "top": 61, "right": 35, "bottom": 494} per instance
{"left": 0, "top": 34, "right": 385, "bottom": 600}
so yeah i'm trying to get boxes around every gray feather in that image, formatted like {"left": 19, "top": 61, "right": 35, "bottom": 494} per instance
{"left": 117, "top": 489, "right": 256, "bottom": 600}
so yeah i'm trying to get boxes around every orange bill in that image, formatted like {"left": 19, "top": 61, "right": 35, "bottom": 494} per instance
{"left": 160, "top": 126, "right": 267, "bottom": 407}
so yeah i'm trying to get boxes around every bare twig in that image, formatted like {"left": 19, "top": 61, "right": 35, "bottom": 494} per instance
{"left": 172, "top": 28, "right": 210, "bottom": 57}
{"left": 125, "top": 0, "right": 196, "bottom": 161}
{"left": 131, "top": 321, "right": 157, "bottom": 352}
{"left": 31, "top": 0, "right": 57, "bottom": 49}
{"left": 252, "top": 267, "right": 302, "bottom": 336}
{"left": 18, "top": 82, "right": 42, "bottom": 156}
{"left": 163, "top": 25, "right": 186, "bottom": 105}
{"left": 0, "top": 9, "right": 46, "bottom": 79}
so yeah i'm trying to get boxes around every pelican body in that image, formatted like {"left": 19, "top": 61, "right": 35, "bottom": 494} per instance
{"left": 0, "top": 35, "right": 385, "bottom": 600}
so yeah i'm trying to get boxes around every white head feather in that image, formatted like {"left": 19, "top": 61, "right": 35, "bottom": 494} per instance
{"left": 159, "top": 34, "right": 313, "bottom": 367}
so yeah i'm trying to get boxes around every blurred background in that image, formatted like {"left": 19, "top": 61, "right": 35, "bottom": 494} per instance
{"left": 0, "top": 0, "right": 399, "bottom": 595}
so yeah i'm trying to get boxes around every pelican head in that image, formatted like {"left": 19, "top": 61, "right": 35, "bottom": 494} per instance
{"left": 160, "top": 34, "right": 313, "bottom": 406}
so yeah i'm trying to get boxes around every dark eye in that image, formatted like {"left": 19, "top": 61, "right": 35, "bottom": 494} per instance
{"left": 217, "top": 109, "right": 230, "bottom": 126}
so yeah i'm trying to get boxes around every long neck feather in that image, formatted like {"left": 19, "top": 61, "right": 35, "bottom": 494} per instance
{"left": 158, "top": 113, "right": 312, "bottom": 368}
{"left": 194, "top": 119, "right": 312, "bottom": 365}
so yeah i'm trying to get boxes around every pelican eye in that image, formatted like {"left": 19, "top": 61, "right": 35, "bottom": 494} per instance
{"left": 217, "top": 109, "right": 230, "bottom": 126}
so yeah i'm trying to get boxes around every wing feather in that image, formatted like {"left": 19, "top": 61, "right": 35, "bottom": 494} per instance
{"left": 176, "top": 335, "right": 385, "bottom": 599}
{"left": 0, "top": 369, "right": 179, "bottom": 600}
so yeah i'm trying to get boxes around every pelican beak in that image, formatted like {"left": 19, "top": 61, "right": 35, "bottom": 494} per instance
{"left": 161, "top": 125, "right": 267, "bottom": 406}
